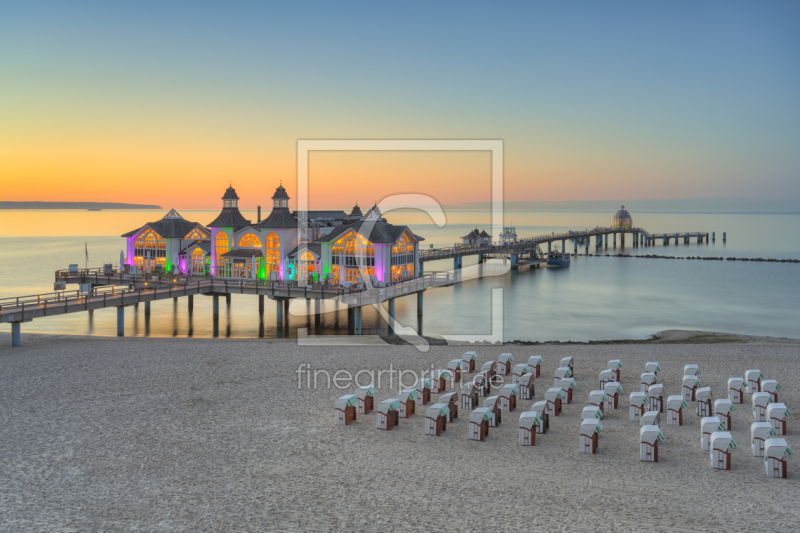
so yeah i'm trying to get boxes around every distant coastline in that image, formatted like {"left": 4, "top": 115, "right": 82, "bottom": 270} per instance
{"left": 0, "top": 201, "right": 162, "bottom": 210}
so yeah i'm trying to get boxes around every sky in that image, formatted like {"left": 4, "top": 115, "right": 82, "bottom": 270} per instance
{"left": 1, "top": 1, "right": 799, "bottom": 210}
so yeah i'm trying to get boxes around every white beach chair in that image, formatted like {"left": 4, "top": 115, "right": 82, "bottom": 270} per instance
{"left": 714, "top": 399, "right": 735, "bottom": 430}
{"left": 745, "top": 369, "right": 763, "bottom": 394}
{"left": 482, "top": 396, "right": 502, "bottom": 427}
{"left": 554, "top": 366, "right": 572, "bottom": 387}
{"left": 682, "top": 375, "right": 701, "bottom": 402}
{"left": 531, "top": 401, "right": 549, "bottom": 433}
{"left": 376, "top": 398, "right": 400, "bottom": 430}
{"left": 439, "top": 392, "right": 459, "bottom": 422}
{"left": 684, "top": 364, "right": 701, "bottom": 377}
{"left": 431, "top": 369, "right": 449, "bottom": 393}
{"left": 398, "top": 388, "right": 418, "bottom": 418}
{"left": 496, "top": 353, "right": 514, "bottom": 376}
{"left": 579, "top": 419, "right": 602, "bottom": 454}
{"left": 582, "top": 406, "right": 603, "bottom": 421}
{"left": 750, "top": 422, "right": 775, "bottom": 457}
{"left": 559, "top": 377, "right": 577, "bottom": 405}
{"left": 425, "top": 403, "right": 449, "bottom": 436}
{"left": 604, "top": 382, "right": 622, "bottom": 410}
{"left": 695, "top": 387, "right": 713, "bottom": 417}
{"left": 512, "top": 364, "right": 530, "bottom": 385}
{"left": 767, "top": 403, "right": 790, "bottom": 436}
{"left": 640, "top": 372, "right": 658, "bottom": 394}
{"left": 446, "top": 359, "right": 463, "bottom": 382}
{"left": 498, "top": 384, "right": 519, "bottom": 412}
{"left": 481, "top": 361, "right": 497, "bottom": 382}
{"left": 760, "top": 379, "right": 781, "bottom": 402}
{"left": 764, "top": 438, "right": 792, "bottom": 478}
{"left": 560, "top": 356, "right": 575, "bottom": 377}
{"left": 588, "top": 390, "right": 607, "bottom": 413}
{"left": 667, "top": 395, "right": 687, "bottom": 426}
{"left": 728, "top": 377, "right": 746, "bottom": 404}
{"left": 701, "top": 416, "right": 724, "bottom": 451}
{"left": 527, "top": 356, "right": 543, "bottom": 378}
{"left": 518, "top": 373, "right": 535, "bottom": 400}
{"left": 599, "top": 369, "right": 614, "bottom": 390}
{"left": 752, "top": 392, "right": 773, "bottom": 422}
{"left": 469, "top": 408, "right": 491, "bottom": 441}
{"left": 519, "top": 411, "right": 541, "bottom": 446}
{"left": 544, "top": 388, "right": 564, "bottom": 417}
{"left": 640, "top": 425, "right": 664, "bottom": 462}
{"left": 473, "top": 372, "right": 489, "bottom": 397}
{"left": 414, "top": 378, "right": 432, "bottom": 406}
{"left": 461, "top": 382, "right": 478, "bottom": 410}
{"left": 355, "top": 385, "right": 376, "bottom": 415}
{"left": 462, "top": 351, "right": 478, "bottom": 373}
{"left": 630, "top": 392, "right": 649, "bottom": 421}
{"left": 710, "top": 431, "right": 736, "bottom": 470}
{"left": 641, "top": 410, "right": 661, "bottom": 427}
{"left": 648, "top": 383, "right": 664, "bottom": 413}
{"left": 334, "top": 394, "right": 358, "bottom": 426}
{"left": 645, "top": 362, "right": 661, "bottom": 375}
{"left": 607, "top": 359, "right": 622, "bottom": 382}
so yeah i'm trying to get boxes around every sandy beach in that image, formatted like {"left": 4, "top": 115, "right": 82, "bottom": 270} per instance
{"left": 1, "top": 331, "right": 798, "bottom": 532}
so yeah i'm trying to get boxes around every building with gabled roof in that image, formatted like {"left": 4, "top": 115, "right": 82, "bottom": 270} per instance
{"left": 121, "top": 209, "right": 210, "bottom": 274}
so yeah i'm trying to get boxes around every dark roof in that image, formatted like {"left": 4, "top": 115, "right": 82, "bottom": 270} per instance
{"left": 287, "top": 242, "right": 322, "bottom": 258}
{"left": 208, "top": 208, "right": 251, "bottom": 228}
{"left": 300, "top": 210, "right": 350, "bottom": 220}
{"left": 463, "top": 229, "right": 480, "bottom": 239}
{"left": 350, "top": 203, "right": 363, "bottom": 216}
{"left": 272, "top": 184, "right": 289, "bottom": 200}
{"left": 121, "top": 216, "right": 208, "bottom": 239}
{"left": 221, "top": 249, "right": 263, "bottom": 259}
{"left": 181, "top": 240, "right": 212, "bottom": 255}
{"left": 479, "top": 230, "right": 490, "bottom": 238}
{"left": 222, "top": 186, "right": 240, "bottom": 200}
{"left": 257, "top": 208, "right": 297, "bottom": 229}
{"left": 317, "top": 219, "right": 416, "bottom": 244}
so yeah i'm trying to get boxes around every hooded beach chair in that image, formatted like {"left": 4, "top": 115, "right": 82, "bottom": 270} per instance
{"left": 446, "top": 360, "right": 463, "bottom": 382}
{"left": 473, "top": 372, "right": 489, "bottom": 397}
{"left": 398, "top": 388, "right": 418, "bottom": 418}
{"left": 648, "top": 383, "right": 664, "bottom": 413}
{"left": 531, "top": 401, "right": 549, "bottom": 433}
{"left": 599, "top": 369, "right": 614, "bottom": 390}
{"left": 667, "top": 395, "right": 687, "bottom": 426}
{"left": 640, "top": 410, "right": 661, "bottom": 427}
{"left": 582, "top": 406, "right": 603, "bottom": 421}
{"left": 554, "top": 366, "right": 573, "bottom": 387}
{"left": 376, "top": 398, "right": 401, "bottom": 430}
{"left": 752, "top": 392, "right": 773, "bottom": 422}
{"left": 560, "top": 356, "right": 574, "bottom": 377}
{"left": 544, "top": 388, "right": 564, "bottom": 417}
{"left": 645, "top": 362, "right": 661, "bottom": 375}
{"left": 682, "top": 375, "right": 700, "bottom": 402}
{"left": 630, "top": 392, "right": 649, "bottom": 422}
{"left": 527, "top": 356, "right": 543, "bottom": 378}
{"left": 607, "top": 359, "right": 622, "bottom": 382}
{"left": 684, "top": 364, "right": 701, "bottom": 377}
{"left": 461, "top": 382, "right": 479, "bottom": 410}
{"left": 425, "top": 403, "right": 449, "bottom": 436}
{"left": 745, "top": 369, "right": 763, "bottom": 393}
{"left": 604, "top": 382, "right": 622, "bottom": 410}
{"left": 728, "top": 377, "right": 746, "bottom": 404}
{"left": 640, "top": 372, "right": 658, "bottom": 394}
{"left": 751, "top": 422, "right": 776, "bottom": 457}
{"left": 519, "top": 411, "right": 541, "bottom": 446}
{"left": 512, "top": 364, "right": 530, "bottom": 385}
{"left": 559, "top": 377, "right": 577, "bottom": 405}
{"left": 764, "top": 438, "right": 792, "bottom": 478}
{"left": 767, "top": 403, "right": 790, "bottom": 436}
{"left": 431, "top": 369, "right": 449, "bottom": 393}
{"left": 588, "top": 390, "right": 607, "bottom": 413}
{"left": 640, "top": 425, "right": 664, "bottom": 462}
{"left": 481, "top": 361, "right": 497, "bottom": 383}
{"left": 469, "top": 408, "right": 491, "bottom": 441}
{"left": 760, "top": 379, "right": 781, "bottom": 402}
{"left": 714, "top": 399, "right": 735, "bottom": 430}
{"left": 355, "top": 385, "right": 376, "bottom": 415}
{"left": 497, "top": 353, "right": 514, "bottom": 376}
{"left": 439, "top": 392, "right": 459, "bottom": 421}
{"left": 579, "top": 419, "right": 602, "bottom": 454}
{"left": 701, "top": 416, "right": 724, "bottom": 451}
{"left": 695, "top": 387, "right": 713, "bottom": 417}
{"left": 334, "top": 394, "right": 358, "bottom": 426}
{"left": 710, "top": 431, "right": 736, "bottom": 470}
{"left": 518, "top": 373, "right": 535, "bottom": 400}
{"left": 462, "top": 351, "right": 477, "bottom": 373}
{"left": 414, "top": 378, "right": 432, "bottom": 406}
{"left": 482, "top": 396, "right": 502, "bottom": 427}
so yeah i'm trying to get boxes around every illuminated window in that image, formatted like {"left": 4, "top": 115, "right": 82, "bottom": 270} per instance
{"left": 239, "top": 233, "right": 261, "bottom": 249}
{"left": 216, "top": 232, "right": 229, "bottom": 264}
{"left": 266, "top": 233, "right": 280, "bottom": 275}
{"left": 191, "top": 248, "right": 205, "bottom": 274}
{"left": 186, "top": 228, "right": 208, "bottom": 240}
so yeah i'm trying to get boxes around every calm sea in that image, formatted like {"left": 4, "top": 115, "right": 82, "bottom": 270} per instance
{"left": 1, "top": 203, "right": 799, "bottom": 342}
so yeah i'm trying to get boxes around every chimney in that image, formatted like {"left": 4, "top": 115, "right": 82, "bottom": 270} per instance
{"left": 257, "top": 205, "right": 261, "bottom": 223}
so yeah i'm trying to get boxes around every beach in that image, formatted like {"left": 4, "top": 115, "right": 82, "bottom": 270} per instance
{"left": 1, "top": 332, "right": 798, "bottom": 532}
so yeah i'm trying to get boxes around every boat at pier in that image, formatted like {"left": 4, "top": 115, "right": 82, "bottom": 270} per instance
{"left": 547, "top": 249, "right": 571, "bottom": 267}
